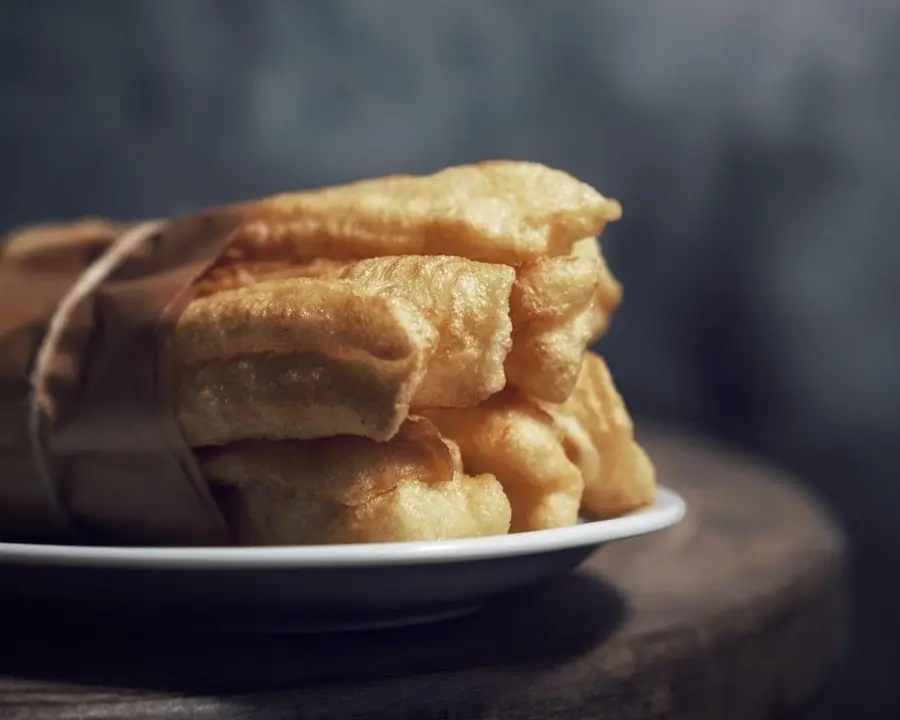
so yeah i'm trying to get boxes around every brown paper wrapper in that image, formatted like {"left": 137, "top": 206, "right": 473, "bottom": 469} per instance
{"left": 0, "top": 210, "right": 245, "bottom": 545}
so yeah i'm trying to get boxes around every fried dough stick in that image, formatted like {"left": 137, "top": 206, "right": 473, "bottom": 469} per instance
{"left": 173, "top": 278, "right": 438, "bottom": 446}
{"left": 199, "top": 240, "right": 621, "bottom": 406}
{"left": 571, "top": 237, "right": 623, "bottom": 343}
{"left": 226, "top": 161, "right": 622, "bottom": 267}
{"left": 424, "top": 391, "right": 585, "bottom": 532}
{"left": 197, "top": 244, "right": 617, "bottom": 407}
{"left": 341, "top": 256, "right": 515, "bottom": 407}
{"left": 540, "top": 352, "right": 656, "bottom": 518}
{"left": 503, "top": 237, "right": 622, "bottom": 402}
{"left": 425, "top": 354, "right": 656, "bottom": 529}
{"left": 199, "top": 417, "right": 511, "bottom": 545}
{"left": 197, "top": 255, "right": 516, "bottom": 408}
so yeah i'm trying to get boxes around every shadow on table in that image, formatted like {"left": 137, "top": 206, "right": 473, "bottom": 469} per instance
{"left": 0, "top": 568, "right": 626, "bottom": 694}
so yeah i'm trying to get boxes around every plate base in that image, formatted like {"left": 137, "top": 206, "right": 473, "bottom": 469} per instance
{"left": 0, "top": 488, "right": 685, "bottom": 635}
{"left": 1, "top": 596, "right": 487, "bottom": 635}
{"left": 172, "top": 603, "right": 485, "bottom": 634}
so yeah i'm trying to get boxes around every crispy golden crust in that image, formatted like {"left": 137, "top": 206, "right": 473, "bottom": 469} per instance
{"left": 173, "top": 278, "right": 437, "bottom": 445}
{"left": 194, "top": 255, "right": 515, "bottom": 408}
{"left": 4, "top": 163, "right": 642, "bottom": 546}
{"left": 341, "top": 256, "right": 515, "bottom": 407}
{"left": 199, "top": 418, "right": 511, "bottom": 545}
{"left": 542, "top": 352, "right": 656, "bottom": 518}
{"left": 571, "top": 237, "right": 623, "bottom": 342}
{"left": 195, "top": 246, "right": 615, "bottom": 408}
{"left": 503, "top": 238, "right": 621, "bottom": 403}
{"left": 226, "top": 161, "right": 621, "bottom": 267}
{"left": 504, "top": 246, "right": 602, "bottom": 403}
{"left": 423, "top": 391, "right": 584, "bottom": 532}
{"left": 425, "top": 353, "right": 656, "bottom": 528}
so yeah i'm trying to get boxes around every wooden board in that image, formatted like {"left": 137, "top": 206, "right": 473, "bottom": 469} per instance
{"left": 0, "top": 429, "right": 847, "bottom": 720}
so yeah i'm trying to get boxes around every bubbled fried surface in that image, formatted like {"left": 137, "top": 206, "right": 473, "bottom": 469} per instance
{"left": 424, "top": 390, "right": 585, "bottom": 532}
{"left": 504, "top": 246, "right": 603, "bottom": 403}
{"left": 227, "top": 160, "right": 621, "bottom": 266}
{"left": 571, "top": 237, "right": 623, "bottom": 342}
{"left": 341, "top": 256, "right": 515, "bottom": 407}
{"left": 425, "top": 353, "right": 657, "bottom": 529}
{"left": 173, "top": 278, "right": 437, "bottom": 445}
{"left": 3, "top": 161, "right": 646, "bottom": 545}
{"left": 194, "top": 241, "right": 621, "bottom": 408}
{"left": 199, "top": 417, "right": 511, "bottom": 545}
{"left": 543, "top": 352, "right": 657, "bottom": 518}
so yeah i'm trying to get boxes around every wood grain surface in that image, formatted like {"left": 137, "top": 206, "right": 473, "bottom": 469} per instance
{"left": 0, "top": 428, "right": 847, "bottom": 719}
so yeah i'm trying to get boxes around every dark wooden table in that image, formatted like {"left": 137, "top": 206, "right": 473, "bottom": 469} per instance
{"left": 0, "top": 429, "right": 847, "bottom": 719}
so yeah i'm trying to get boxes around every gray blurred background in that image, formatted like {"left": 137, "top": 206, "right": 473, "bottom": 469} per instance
{"left": 1, "top": 1, "right": 898, "bottom": 717}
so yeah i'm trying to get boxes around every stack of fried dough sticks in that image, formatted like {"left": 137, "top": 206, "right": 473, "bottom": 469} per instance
{"left": 4, "top": 161, "right": 656, "bottom": 545}
{"left": 174, "top": 161, "right": 657, "bottom": 544}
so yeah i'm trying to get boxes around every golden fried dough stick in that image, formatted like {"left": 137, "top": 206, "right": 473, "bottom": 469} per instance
{"left": 503, "top": 238, "right": 622, "bottom": 403}
{"left": 197, "top": 255, "right": 515, "bottom": 407}
{"left": 198, "top": 248, "right": 610, "bottom": 407}
{"left": 199, "top": 417, "right": 511, "bottom": 545}
{"left": 341, "top": 256, "right": 515, "bottom": 407}
{"left": 571, "top": 237, "right": 623, "bottom": 342}
{"left": 504, "top": 247, "right": 601, "bottom": 403}
{"left": 423, "top": 390, "right": 584, "bottom": 532}
{"left": 226, "top": 161, "right": 622, "bottom": 267}
{"left": 174, "top": 278, "right": 438, "bottom": 445}
{"left": 540, "top": 352, "right": 656, "bottom": 518}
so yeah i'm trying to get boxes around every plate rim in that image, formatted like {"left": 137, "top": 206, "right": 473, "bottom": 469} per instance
{"left": 0, "top": 487, "right": 685, "bottom": 570}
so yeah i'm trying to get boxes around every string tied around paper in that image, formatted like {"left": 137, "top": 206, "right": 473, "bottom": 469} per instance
{"left": 26, "top": 220, "right": 167, "bottom": 536}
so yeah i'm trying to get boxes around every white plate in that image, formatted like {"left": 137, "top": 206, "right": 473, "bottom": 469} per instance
{"left": 0, "top": 487, "right": 685, "bottom": 633}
